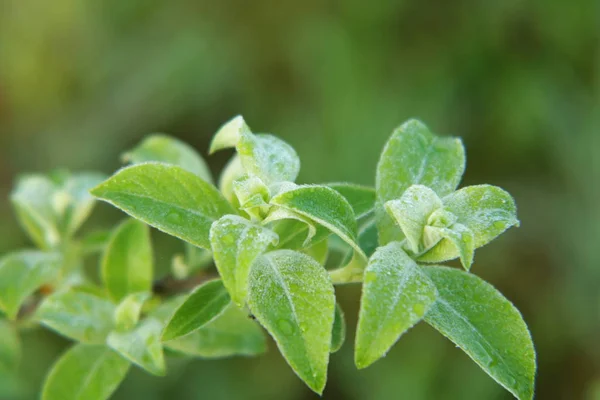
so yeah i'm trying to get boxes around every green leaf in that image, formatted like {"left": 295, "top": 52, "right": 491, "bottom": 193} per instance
{"left": 162, "top": 280, "right": 231, "bottom": 341}
{"left": 247, "top": 250, "right": 335, "bottom": 394}
{"left": 209, "top": 115, "right": 251, "bottom": 154}
{"left": 264, "top": 207, "right": 328, "bottom": 249}
{"left": 355, "top": 242, "right": 437, "bottom": 369}
{"left": 376, "top": 119, "right": 465, "bottom": 244}
{"left": 36, "top": 290, "right": 116, "bottom": 343}
{"left": 0, "top": 320, "right": 20, "bottom": 371}
{"left": 107, "top": 318, "right": 166, "bottom": 376}
{"left": 42, "top": 344, "right": 130, "bottom": 400}
{"left": 331, "top": 304, "right": 346, "bottom": 353}
{"left": 303, "top": 238, "right": 329, "bottom": 265}
{"left": 61, "top": 173, "right": 107, "bottom": 237}
{"left": 210, "top": 215, "right": 278, "bottom": 306}
{"left": 0, "top": 251, "right": 62, "bottom": 319}
{"left": 218, "top": 155, "right": 245, "bottom": 205}
{"left": 101, "top": 219, "right": 153, "bottom": 302}
{"left": 270, "top": 185, "right": 364, "bottom": 259}
{"left": 91, "top": 163, "right": 236, "bottom": 249}
{"left": 423, "top": 266, "right": 536, "bottom": 400}
{"left": 165, "top": 304, "right": 267, "bottom": 358}
{"left": 384, "top": 185, "right": 443, "bottom": 254}
{"left": 424, "top": 223, "right": 475, "bottom": 270}
{"left": 114, "top": 292, "right": 151, "bottom": 331}
{"left": 80, "top": 229, "right": 112, "bottom": 255}
{"left": 123, "top": 134, "right": 213, "bottom": 183}
{"left": 327, "top": 183, "right": 376, "bottom": 219}
{"left": 419, "top": 185, "right": 519, "bottom": 265}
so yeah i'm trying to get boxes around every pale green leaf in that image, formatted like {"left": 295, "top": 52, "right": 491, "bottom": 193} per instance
{"left": 61, "top": 173, "right": 107, "bottom": 237}
{"left": 327, "top": 183, "right": 376, "bottom": 219}
{"left": 91, "top": 163, "right": 236, "bottom": 249}
{"left": 303, "top": 238, "right": 329, "bottom": 265}
{"left": 355, "top": 242, "right": 437, "bottom": 369}
{"left": 376, "top": 119, "right": 465, "bottom": 244}
{"left": 384, "top": 185, "right": 443, "bottom": 253}
{"left": 114, "top": 292, "right": 151, "bottom": 332}
{"left": 218, "top": 155, "right": 245, "bottom": 205}
{"left": 165, "top": 304, "right": 267, "bottom": 358}
{"left": 80, "top": 229, "right": 112, "bottom": 255}
{"left": 424, "top": 223, "right": 475, "bottom": 270}
{"left": 36, "top": 290, "right": 116, "bottom": 343}
{"left": 0, "top": 251, "right": 62, "bottom": 319}
{"left": 423, "top": 266, "right": 536, "bottom": 400}
{"left": 42, "top": 344, "right": 130, "bottom": 400}
{"left": 419, "top": 185, "right": 519, "bottom": 264}
{"left": 238, "top": 133, "right": 300, "bottom": 185}
{"left": 101, "top": 219, "right": 153, "bottom": 302}
{"left": 248, "top": 250, "right": 335, "bottom": 394}
{"left": 331, "top": 304, "right": 346, "bottom": 353}
{"left": 209, "top": 115, "right": 251, "bottom": 154}
{"left": 210, "top": 216, "right": 278, "bottom": 306}
{"left": 123, "top": 133, "right": 213, "bottom": 183}
{"left": 107, "top": 318, "right": 166, "bottom": 376}
{"left": 162, "top": 279, "right": 231, "bottom": 341}
{"left": 0, "top": 320, "right": 20, "bottom": 371}
{"left": 270, "top": 185, "right": 364, "bottom": 259}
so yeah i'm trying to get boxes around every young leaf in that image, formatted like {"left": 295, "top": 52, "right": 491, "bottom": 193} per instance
{"left": 424, "top": 223, "right": 475, "bottom": 270}
{"left": 419, "top": 185, "right": 519, "bottom": 265}
{"left": 0, "top": 320, "right": 20, "bottom": 372}
{"left": 327, "top": 183, "right": 376, "bottom": 219}
{"left": 165, "top": 305, "right": 267, "bottom": 358}
{"left": 264, "top": 208, "right": 328, "bottom": 249}
{"left": 331, "top": 303, "right": 346, "bottom": 353}
{"left": 0, "top": 251, "right": 62, "bottom": 319}
{"left": 114, "top": 292, "right": 151, "bottom": 331}
{"left": 210, "top": 215, "right": 278, "bottom": 306}
{"left": 36, "top": 290, "right": 116, "bottom": 343}
{"left": 107, "top": 318, "right": 166, "bottom": 376}
{"left": 122, "top": 133, "right": 213, "bottom": 183}
{"left": 91, "top": 163, "right": 236, "bottom": 249}
{"left": 101, "top": 219, "right": 153, "bottom": 302}
{"left": 376, "top": 119, "right": 465, "bottom": 244}
{"left": 42, "top": 344, "right": 130, "bottom": 400}
{"left": 247, "top": 250, "right": 335, "bottom": 394}
{"left": 162, "top": 280, "right": 231, "bottom": 341}
{"left": 384, "top": 185, "right": 443, "bottom": 253}
{"left": 218, "top": 155, "right": 245, "bottom": 205}
{"left": 270, "top": 185, "right": 364, "bottom": 259}
{"left": 355, "top": 242, "right": 437, "bottom": 369}
{"left": 303, "top": 238, "right": 329, "bottom": 265}
{"left": 209, "top": 115, "right": 251, "bottom": 154}
{"left": 423, "top": 266, "right": 536, "bottom": 400}
{"left": 61, "top": 173, "right": 107, "bottom": 237}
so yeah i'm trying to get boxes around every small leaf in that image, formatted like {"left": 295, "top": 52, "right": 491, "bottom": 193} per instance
{"left": 264, "top": 207, "right": 327, "bottom": 249}
{"left": 238, "top": 133, "right": 300, "bottom": 185}
{"left": 0, "top": 320, "right": 20, "bottom": 371}
{"left": 36, "top": 290, "right": 116, "bottom": 343}
{"left": 42, "top": 344, "right": 130, "bottom": 400}
{"left": 123, "top": 133, "right": 213, "bottom": 183}
{"left": 114, "top": 292, "right": 151, "bottom": 331}
{"left": 423, "top": 266, "right": 536, "bottom": 400}
{"left": 327, "top": 183, "right": 376, "bottom": 219}
{"left": 248, "top": 250, "right": 335, "bottom": 394}
{"left": 210, "top": 216, "right": 278, "bottom": 306}
{"left": 91, "top": 163, "right": 236, "bottom": 249}
{"left": 331, "top": 304, "right": 346, "bottom": 353}
{"left": 384, "top": 185, "right": 443, "bottom": 254}
{"left": 162, "top": 280, "right": 231, "bottom": 341}
{"left": 165, "top": 304, "right": 267, "bottom": 358}
{"left": 419, "top": 185, "right": 519, "bottom": 265}
{"left": 355, "top": 242, "right": 437, "bottom": 369}
{"left": 270, "top": 185, "right": 364, "bottom": 259}
{"left": 424, "top": 223, "right": 475, "bottom": 270}
{"left": 107, "top": 318, "right": 166, "bottom": 376}
{"left": 209, "top": 115, "right": 251, "bottom": 154}
{"left": 218, "top": 155, "right": 245, "bottom": 205}
{"left": 101, "top": 219, "right": 153, "bottom": 302}
{"left": 61, "top": 173, "right": 107, "bottom": 237}
{"left": 376, "top": 119, "right": 465, "bottom": 244}
{"left": 0, "top": 251, "right": 62, "bottom": 319}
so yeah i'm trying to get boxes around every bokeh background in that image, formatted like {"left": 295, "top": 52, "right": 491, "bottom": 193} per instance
{"left": 0, "top": 1, "right": 598, "bottom": 399}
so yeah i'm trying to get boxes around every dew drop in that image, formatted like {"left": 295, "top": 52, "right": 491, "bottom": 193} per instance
{"left": 167, "top": 211, "right": 182, "bottom": 224}
{"left": 365, "top": 271, "right": 377, "bottom": 283}
{"left": 412, "top": 303, "right": 426, "bottom": 316}
{"left": 493, "top": 221, "right": 505, "bottom": 230}
{"left": 277, "top": 319, "right": 294, "bottom": 335}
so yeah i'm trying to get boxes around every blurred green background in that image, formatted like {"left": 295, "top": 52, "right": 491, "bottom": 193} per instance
{"left": 0, "top": 0, "right": 598, "bottom": 399}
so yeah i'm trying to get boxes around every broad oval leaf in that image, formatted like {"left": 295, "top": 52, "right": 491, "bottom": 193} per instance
{"left": 36, "top": 290, "right": 116, "bottom": 343}
{"left": 376, "top": 119, "right": 465, "bottom": 244}
{"left": 327, "top": 183, "right": 376, "bottom": 219}
{"left": 210, "top": 216, "right": 278, "bottom": 306}
{"left": 165, "top": 304, "right": 267, "bottom": 358}
{"left": 107, "top": 318, "right": 166, "bottom": 376}
{"left": 331, "top": 303, "right": 346, "bottom": 353}
{"left": 248, "top": 250, "right": 335, "bottom": 394}
{"left": 101, "top": 219, "right": 153, "bottom": 302}
{"left": 0, "top": 320, "right": 20, "bottom": 371}
{"left": 419, "top": 185, "right": 519, "bottom": 264}
{"left": 162, "top": 280, "right": 231, "bottom": 341}
{"left": 238, "top": 133, "right": 300, "bottom": 185}
{"left": 423, "top": 266, "right": 536, "bottom": 400}
{"left": 42, "top": 344, "right": 130, "bottom": 400}
{"left": 270, "top": 185, "right": 364, "bottom": 259}
{"left": 0, "top": 251, "right": 62, "bottom": 319}
{"left": 355, "top": 242, "right": 437, "bottom": 369}
{"left": 90, "top": 163, "right": 236, "bottom": 249}
{"left": 123, "top": 134, "right": 213, "bottom": 183}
